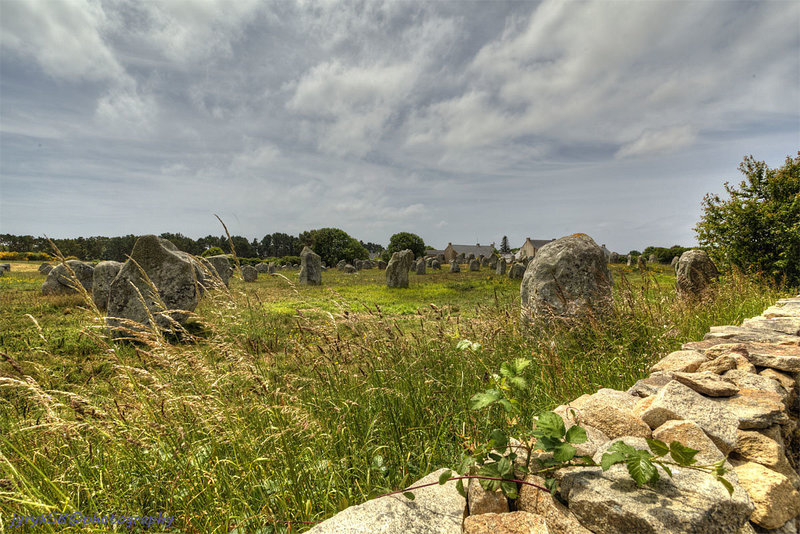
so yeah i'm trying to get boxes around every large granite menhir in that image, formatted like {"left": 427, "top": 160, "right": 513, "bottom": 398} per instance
{"left": 386, "top": 250, "right": 414, "bottom": 288}
{"left": 299, "top": 246, "right": 322, "bottom": 285}
{"left": 106, "top": 236, "right": 201, "bottom": 335}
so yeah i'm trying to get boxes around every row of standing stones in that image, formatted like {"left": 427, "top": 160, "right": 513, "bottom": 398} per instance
{"left": 306, "top": 234, "right": 799, "bottom": 534}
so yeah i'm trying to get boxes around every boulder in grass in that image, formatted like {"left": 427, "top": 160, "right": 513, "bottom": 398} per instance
{"left": 204, "top": 255, "right": 233, "bottom": 287}
{"left": 41, "top": 260, "right": 94, "bottom": 296}
{"left": 386, "top": 250, "right": 414, "bottom": 288}
{"left": 299, "top": 246, "right": 322, "bottom": 286}
{"left": 520, "top": 234, "right": 612, "bottom": 321}
{"left": 449, "top": 260, "right": 460, "bottom": 273}
{"left": 496, "top": 259, "right": 506, "bottom": 275}
{"left": 38, "top": 262, "right": 53, "bottom": 275}
{"left": 508, "top": 262, "right": 525, "bottom": 279}
{"left": 415, "top": 258, "right": 426, "bottom": 275}
{"left": 106, "top": 235, "right": 200, "bottom": 334}
{"left": 92, "top": 261, "right": 123, "bottom": 311}
{"left": 343, "top": 264, "right": 357, "bottom": 273}
{"left": 676, "top": 249, "right": 719, "bottom": 299}
{"left": 0, "top": 263, "right": 10, "bottom": 274}
{"left": 241, "top": 265, "right": 258, "bottom": 282}
{"left": 469, "top": 259, "right": 480, "bottom": 271}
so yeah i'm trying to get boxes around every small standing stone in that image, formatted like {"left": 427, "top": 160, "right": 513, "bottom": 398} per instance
{"left": 299, "top": 246, "right": 322, "bottom": 285}
{"left": 39, "top": 262, "right": 53, "bottom": 275}
{"left": 676, "top": 249, "right": 719, "bottom": 299}
{"left": 508, "top": 262, "right": 525, "bottom": 279}
{"left": 450, "top": 260, "right": 460, "bottom": 273}
{"left": 386, "top": 250, "right": 414, "bottom": 288}
{"left": 92, "top": 261, "right": 123, "bottom": 311}
{"left": 241, "top": 265, "right": 258, "bottom": 282}
{"left": 415, "top": 258, "right": 426, "bottom": 275}
{"left": 469, "top": 259, "right": 480, "bottom": 271}
{"left": 496, "top": 259, "right": 506, "bottom": 275}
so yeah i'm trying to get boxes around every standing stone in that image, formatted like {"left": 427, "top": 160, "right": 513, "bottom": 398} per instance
{"left": 299, "top": 246, "right": 322, "bottom": 285}
{"left": 267, "top": 262, "right": 276, "bottom": 274}
{"left": 676, "top": 249, "right": 719, "bottom": 299}
{"left": 0, "top": 263, "right": 10, "bottom": 274}
{"left": 469, "top": 259, "right": 480, "bottom": 271}
{"left": 376, "top": 260, "right": 387, "bottom": 270}
{"left": 609, "top": 252, "right": 621, "bottom": 263}
{"left": 336, "top": 259, "right": 347, "bottom": 271}
{"left": 38, "top": 262, "right": 53, "bottom": 275}
{"left": 386, "top": 250, "right": 414, "bottom": 288}
{"left": 520, "top": 233, "right": 613, "bottom": 321}
{"left": 496, "top": 259, "right": 507, "bottom": 275}
{"left": 489, "top": 256, "right": 498, "bottom": 269}
{"left": 437, "top": 254, "right": 446, "bottom": 263}
{"left": 649, "top": 254, "right": 658, "bottom": 263}
{"left": 204, "top": 255, "right": 233, "bottom": 287}
{"left": 41, "top": 260, "right": 94, "bottom": 295}
{"left": 354, "top": 259, "right": 363, "bottom": 270}
{"left": 467, "top": 253, "right": 475, "bottom": 261}
{"left": 241, "top": 265, "right": 258, "bottom": 282}
{"left": 431, "top": 259, "right": 441, "bottom": 270}
{"left": 426, "top": 258, "right": 433, "bottom": 267}
{"left": 92, "top": 261, "right": 123, "bottom": 311}
{"left": 415, "top": 258, "right": 426, "bottom": 275}
{"left": 626, "top": 254, "right": 632, "bottom": 266}
{"left": 343, "top": 264, "right": 356, "bottom": 273}
{"left": 457, "top": 253, "right": 465, "bottom": 263}
{"left": 671, "top": 256, "right": 679, "bottom": 270}
{"left": 106, "top": 236, "right": 200, "bottom": 333}
{"left": 450, "top": 260, "right": 460, "bottom": 273}
{"left": 637, "top": 256, "right": 646, "bottom": 270}
{"left": 508, "top": 262, "right": 525, "bottom": 279}
{"left": 480, "top": 256, "right": 490, "bottom": 268}
{"left": 255, "top": 262, "right": 269, "bottom": 273}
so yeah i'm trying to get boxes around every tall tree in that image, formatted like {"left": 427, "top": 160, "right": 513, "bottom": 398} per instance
{"left": 387, "top": 232, "right": 426, "bottom": 258}
{"left": 695, "top": 152, "right": 800, "bottom": 286}
{"left": 500, "top": 236, "right": 510, "bottom": 254}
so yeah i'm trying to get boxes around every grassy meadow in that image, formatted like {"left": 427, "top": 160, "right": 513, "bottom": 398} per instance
{"left": 0, "top": 259, "right": 790, "bottom": 532}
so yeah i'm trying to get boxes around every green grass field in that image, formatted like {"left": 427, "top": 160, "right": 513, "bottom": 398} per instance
{"left": 0, "top": 260, "right": 789, "bottom": 532}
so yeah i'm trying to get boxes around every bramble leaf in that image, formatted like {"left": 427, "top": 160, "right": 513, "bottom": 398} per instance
{"left": 601, "top": 451, "right": 625, "bottom": 471}
{"left": 565, "top": 425, "right": 588, "bottom": 444}
{"left": 716, "top": 476, "right": 734, "bottom": 496}
{"left": 669, "top": 441, "right": 699, "bottom": 466}
{"left": 439, "top": 470, "right": 452, "bottom": 485}
{"left": 534, "top": 436, "right": 562, "bottom": 452}
{"left": 501, "top": 479, "right": 518, "bottom": 499}
{"left": 456, "top": 479, "right": 466, "bottom": 498}
{"left": 626, "top": 453, "right": 658, "bottom": 486}
{"left": 646, "top": 438, "right": 669, "bottom": 457}
{"left": 553, "top": 442, "right": 577, "bottom": 462}
{"left": 535, "top": 412, "right": 566, "bottom": 439}
{"left": 403, "top": 492, "right": 415, "bottom": 500}
{"left": 470, "top": 389, "right": 502, "bottom": 410}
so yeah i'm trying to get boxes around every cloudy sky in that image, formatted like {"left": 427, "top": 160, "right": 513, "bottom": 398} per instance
{"left": 1, "top": 0, "right": 798, "bottom": 253}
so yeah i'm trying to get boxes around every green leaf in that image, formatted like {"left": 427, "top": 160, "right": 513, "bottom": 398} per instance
{"left": 716, "top": 475, "right": 734, "bottom": 496}
{"left": 456, "top": 479, "right": 466, "bottom": 498}
{"left": 579, "top": 455, "right": 597, "bottom": 466}
{"left": 488, "top": 452, "right": 502, "bottom": 462}
{"left": 646, "top": 439, "right": 669, "bottom": 457}
{"left": 545, "top": 477, "right": 558, "bottom": 496}
{"left": 439, "top": 470, "right": 452, "bottom": 485}
{"left": 535, "top": 412, "right": 566, "bottom": 439}
{"left": 508, "top": 376, "right": 528, "bottom": 391}
{"left": 552, "top": 442, "right": 577, "bottom": 462}
{"left": 458, "top": 455, "right": 475, "bottom": 475}
{"left": 469, "top": 389, "right": 502, "bottom": 410}
{"left": 499, "top": 361, "right": 515, "bottom": 378}
{"left": 601, "top": 451, "right": 625, "bottom": 471}
{"left": 656, "top": 461, "right": 673, "bottom": 478}
{"left": 497, "top": 457, "right": 513, "bottom": 477}
{"left": 500, "top": 479, "right": 518, "bottom": 499}
{"left": 490, "top": 429, "right": 508, "bottom": 450}
{"left": 565, "top": 426, "right": 588, "bottom": 444}
{"left": 403, "top": 492, "right": 415, "bottom": 500}
{"left": 512, "top": 358, "right": 531, "bottom": 375}
{"left": 625, "top": 454, "right": 659, "bottom": 486}
{"left": 535, "top": 436, "right": 562, "bottom": 452}
{"left": 668, "top": 441, "right": 699, "bottom": 466}
{"left": 607, "top": 441, "right": 637, "bottom": 456}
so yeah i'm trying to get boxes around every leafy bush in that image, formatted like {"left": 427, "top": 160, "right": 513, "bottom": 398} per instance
{"left": 641, "top": 246, "right": 691, "bottom": 264}
{"left": 696, "top": 152, "right": 800, "bottom": 286}
{"left": 0, "top": 251, "right": 55, "bottom": 261}
{"left": 201, "top": 246, "right": 225, "bottom": 257}
{"left": 387, "top": 232, "right": 426, "bottom": 259}
{"left": 299, "top": 228, "right": 368, "bottom": 266}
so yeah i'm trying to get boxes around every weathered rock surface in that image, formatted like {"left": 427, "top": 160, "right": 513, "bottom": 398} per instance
{"left": 462, "top": 511, "right": 549, "bottom": 534}
{"left": 520, "top": 234, "right": 612, "bottom": 321}
{"left": 469, "top": 259, "right": 480, "bottom": 271}
{"left": 734, "top": 429, "right": 800, "bottom": 488}
{"left": 241, "top": 265, "right": 258, "bottom": 282}
{"left": 711, "top": 389, "right": 788, "bottom": 430}
{"left": 306, "top": 468, "right": 465, "bottom": 534}
{"left": 697, "top": 354, "right": 738, "bottom": 374}
{"left": 640, "top": 380, "right": 739, "bottom": 453}
{"left": 627, "top": 372, "right": 674, "bottom": 397}
{"left": 569, "top": 389, "right": 651, "bottom": 439}
{"left": 386, "top": 250, "right": 414, "bottom": 288}
{"left": 343, "top": 264, "right": 357, "bottom": 274}
{"left": 558, "top": 437, "right": 753, "bottom": 534}
{"left": 299, "top": 246, "right": 322, "bottom": 286}
{"left": 106, "top": 236, "right": 200, "bottom": 333}
{"left": 705, "top": 325, "right": 800, "bottom": 345}
{"left": 673, "top": 371, "right": 739, "bottom": 397}
{"left": 650, "top": 350, "right": 708, "bottom": 373}
{"left": 518, "top": 475, "right": 592, "bottom": 534}
{"left": 652, "top": 419, "right": 726, "bottom": 462}
{"left": 41, "top": 260, "right": 94, "bottom": 296}
{"left": 723, "top": 370, "right": 788, "bottom": 399}
{"left": 204, "top": 255, "right": 233, "bottom": 287}
{"left": 449, "top": 260, "right": 460, "bottom": 273}
{"left": 92, "top": 260, "right": 123, "bottom": 310}
{"left": 38, "top": 262, "right": 53, "bottom": 275}
{"left": 468, "top": 479, "right": 508, "bottom": 515}
{"left": 415, "top": 258, "right": 427, "bottom": 275}
{"left": 496, "top": 259, "right": 506, "bottom": 275}
{"left": 676, "top": 249, "right": 719, "bottom": 299}
{"left": 742, "top": 316, "right": 800, "bottom": 337}
{"left": 734, "top": 462, "right": 800, "bottom": 529}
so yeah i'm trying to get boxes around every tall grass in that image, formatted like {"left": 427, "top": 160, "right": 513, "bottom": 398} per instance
{"left": 0, "top": 263, "right": 789, "bottom": 532}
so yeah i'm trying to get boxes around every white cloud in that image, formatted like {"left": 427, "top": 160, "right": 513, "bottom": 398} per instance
{"left": 0, "top": 0, "right": 125, "bottom": 82}
{"left": 615, "top": 126, "right": 697, "bottom": 159}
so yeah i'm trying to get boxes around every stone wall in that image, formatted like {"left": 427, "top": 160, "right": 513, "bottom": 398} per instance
{"left": 309, "top": 296, "right": 800, "bottom": 533}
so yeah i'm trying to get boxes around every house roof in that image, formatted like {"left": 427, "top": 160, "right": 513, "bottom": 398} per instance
{"left": 525, "top": 238, "right": 556, "bottom": 250}
{"left": 425, "top": 249, "right": 446, "bottom": 256}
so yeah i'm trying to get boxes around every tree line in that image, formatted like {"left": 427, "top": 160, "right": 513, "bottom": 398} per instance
{"left": 0, "top": 231, "right": 386, "bottom": 264}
